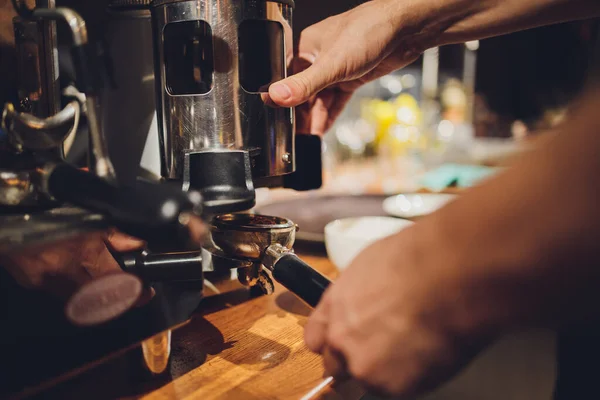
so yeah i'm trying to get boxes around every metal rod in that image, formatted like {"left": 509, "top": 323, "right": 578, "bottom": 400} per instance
{"left": 463, "top": 41, "right": 479, "bottom": 125}
{"left": 36, "top": 0, "right": 60, "bottom": 118}
{"left": 28, "top": 7, "right": 116, "bottom": 180}
{"left": 299, "top": 376, "right": 335, "bottom": 400}
{"left": 31, "top": 7, "right": 88, "bottom": 46}
{"left": 421, "top": 47, "right": 440, "bottom": 133}
{"left": 421, "top": 47, "right": 439, "bottom": 100}
{"left": 85, "top": 96, "right": 116, "bottom": 179}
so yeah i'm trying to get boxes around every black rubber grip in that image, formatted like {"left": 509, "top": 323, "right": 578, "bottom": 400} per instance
{"left": 271, "top": 253, "right": 331, "bottom": 308}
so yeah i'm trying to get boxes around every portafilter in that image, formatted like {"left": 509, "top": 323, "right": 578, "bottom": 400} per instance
{"left": 209, "top": 214, "right": 331, "bottom": 308}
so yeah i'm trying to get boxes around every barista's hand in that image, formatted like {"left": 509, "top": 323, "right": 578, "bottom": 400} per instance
{"left": 269, "top": 0, "right": 600, "bottom": 135}
{"left": 304, "top": 226, "right": 491, "bottom": 397}
{"left": 268, "top": 0, "right": 426, "bottom": 134}
{"left": 0, "top": 230, "right": 145, "bottom": 299}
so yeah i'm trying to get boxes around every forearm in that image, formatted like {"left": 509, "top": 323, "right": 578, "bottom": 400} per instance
{"left": 390, "top": 0, "right": 600, "bottom": 49}
{"left": 409, "top": 88, "right": 600, "bottom": 335}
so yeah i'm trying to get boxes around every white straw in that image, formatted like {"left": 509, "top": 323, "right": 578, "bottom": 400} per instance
{"left": 299, "top": 376, "right": 335, "bottom": 400}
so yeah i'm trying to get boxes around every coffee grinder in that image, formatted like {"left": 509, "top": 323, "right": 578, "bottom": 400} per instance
{"left": 104, "top": 0, "right": 330, "bottom": 303}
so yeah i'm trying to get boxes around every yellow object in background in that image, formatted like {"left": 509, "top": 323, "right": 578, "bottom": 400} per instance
{"left": 359, "top": 92, "right": 428, "bottom": 158}
{"left": 393, "top": 93, "right": 422, "bottom": 127}
{"left": 361, "top": 93, "right": 422, "bottom": 147}
{"left": 361, "top": 99, "right": 395, "bottom": 144}
{"left": 440, "top": 79, "right": 467, "bottom": 124}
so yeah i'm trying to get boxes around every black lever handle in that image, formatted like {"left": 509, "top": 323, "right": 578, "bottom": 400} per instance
{"left": 116, "top": 251, "right": 203, "bottom": 283}
{"left": 283, "top": 134, "right": 322, "bottom": 192}
{"left": 45, "top": 163, "right": 203, "bottom": 251}
{"left": 271, "top": 253, "right": 331, "bottom": 308}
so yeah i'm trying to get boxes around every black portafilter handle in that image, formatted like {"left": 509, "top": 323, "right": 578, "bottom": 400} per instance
{"left": 45, "top": 163, "right": 203, "bottom": 251}
{"left": 270, "top": 253, "right": 332, "bottom": 308}
{"left": 116, "top": 251, "right": 203, "bottom": 284}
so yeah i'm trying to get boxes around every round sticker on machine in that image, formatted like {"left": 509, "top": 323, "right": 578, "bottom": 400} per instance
{"left": 65, "top": 273, "right": 143, "bottom": 327}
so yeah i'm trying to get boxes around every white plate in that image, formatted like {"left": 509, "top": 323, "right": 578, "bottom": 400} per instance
{"left": 383, "top": 193, "right": 457, "bottom": 218}
{"left": 324, "top": 217, "right": 414, "bottom": 270}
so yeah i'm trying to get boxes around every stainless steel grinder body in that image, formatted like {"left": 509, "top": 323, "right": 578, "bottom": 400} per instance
{"left": 103, "top": 0, "right": 320, "bottom": 213}
{"left": 152, "top": 0, "right": 295, "bottom": 211}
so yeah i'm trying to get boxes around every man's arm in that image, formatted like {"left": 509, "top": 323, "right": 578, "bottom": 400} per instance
{"left": 304, "top": 86, "right": 600, "bottom": 396}
{"left": 421, "top": 87, "right": 600, "bottom": 333}
{"left": 269, "top": 0, "right": 600, "bottom": 110}
{"left": 424, "top": 0, "right": 600, "bottom": 45}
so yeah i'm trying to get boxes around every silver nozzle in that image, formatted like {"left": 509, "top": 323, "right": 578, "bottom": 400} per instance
{"left": 31, "top": 7, "right": 88, "bottom": 46}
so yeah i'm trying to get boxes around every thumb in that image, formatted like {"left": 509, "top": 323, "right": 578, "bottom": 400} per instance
{"left": 269, "top": 63, "right": 335, "bottom": 107}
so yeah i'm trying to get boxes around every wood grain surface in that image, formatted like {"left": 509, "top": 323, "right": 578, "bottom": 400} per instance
{"left": 33, "top": 253, "right": 364, "bottom": 400}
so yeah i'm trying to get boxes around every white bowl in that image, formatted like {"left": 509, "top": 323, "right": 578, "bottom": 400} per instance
{"left": 324, "top": 216, "right": 414, "bottom": 270}
{"left": 383, "top": 193, "right": 457, "bottom": 219}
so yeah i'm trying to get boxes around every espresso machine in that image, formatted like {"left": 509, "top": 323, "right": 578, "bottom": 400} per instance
{"left": 0, "top": 0, "right": 329, "bottom": 396}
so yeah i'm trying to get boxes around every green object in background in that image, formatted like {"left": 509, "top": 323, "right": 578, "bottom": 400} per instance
{"left": 420, "top": 164, "right": 500, "bottom": 191}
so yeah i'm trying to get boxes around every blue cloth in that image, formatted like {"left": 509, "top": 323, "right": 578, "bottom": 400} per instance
{"left": 420, "top": 163, "right": 500, "bottom": 191}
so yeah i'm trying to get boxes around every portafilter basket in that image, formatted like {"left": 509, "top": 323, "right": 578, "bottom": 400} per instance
{"left": 210, "top": 214, "right": 330, "bottom": 308}
{"left": 210, "top": 214, "right": 297, "bottom": 260}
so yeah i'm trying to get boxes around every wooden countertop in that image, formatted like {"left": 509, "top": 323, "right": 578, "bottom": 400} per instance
{"left": 36, "top": 251, "right": 364, "bottom": 400}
